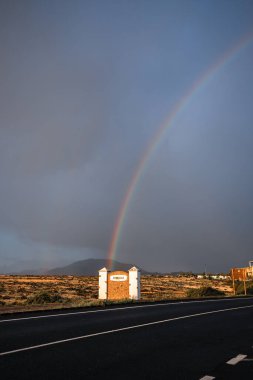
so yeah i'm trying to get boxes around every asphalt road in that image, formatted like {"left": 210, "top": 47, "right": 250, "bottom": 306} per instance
{"left": 1, "top": 297, "right": 253, "bottom": 380}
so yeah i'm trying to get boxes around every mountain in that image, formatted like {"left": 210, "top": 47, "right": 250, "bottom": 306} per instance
{"left": 46, "top": 258, "right": 148, "bottom": 276}
{"left": 13, "top": 268, "right": 49, "bottom": 275}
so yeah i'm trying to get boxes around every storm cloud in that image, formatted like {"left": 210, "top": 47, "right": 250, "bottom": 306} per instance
{"left": 1, "top": 0, "right": 253, "bottom": 273}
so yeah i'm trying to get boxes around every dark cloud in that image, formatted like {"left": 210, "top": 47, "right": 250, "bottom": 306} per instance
{"left": 0, "top": 1, "right": 253, "bottom": 272}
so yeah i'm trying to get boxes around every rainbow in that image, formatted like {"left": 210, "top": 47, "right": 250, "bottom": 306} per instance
{"left": 107, "top": 30, "right": 253, "bottom": 269}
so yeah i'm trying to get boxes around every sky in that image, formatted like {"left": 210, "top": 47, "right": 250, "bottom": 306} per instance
{"left": 0, "top": 0, "right": 253, "bottom": 273}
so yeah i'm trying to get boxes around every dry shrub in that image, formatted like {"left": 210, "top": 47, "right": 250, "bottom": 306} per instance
{"left": 27, "top": 291, "right": 64, "bottom": 304}
{"left": 187, "top": 286, "right": 225, "bottom": 298}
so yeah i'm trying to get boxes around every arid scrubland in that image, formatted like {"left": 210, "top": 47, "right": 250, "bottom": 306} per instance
{"left": 0, "top": 274, "right": 233, "bottom": 314}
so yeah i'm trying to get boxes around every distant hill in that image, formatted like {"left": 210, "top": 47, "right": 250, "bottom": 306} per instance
{"left": 46, "top": 258, "right": 148, "bottom": 276}
{"left": 13, "top": 268, "right": 50, "bottom": 275}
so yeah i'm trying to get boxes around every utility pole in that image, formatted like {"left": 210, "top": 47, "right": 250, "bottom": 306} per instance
{"left": 231, "top": 269, "right": 236, "bottom": 296}
{"left": 243, "top": 269, "right": 247, "bottom": 296}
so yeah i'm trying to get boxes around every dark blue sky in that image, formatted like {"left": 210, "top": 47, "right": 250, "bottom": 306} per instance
{"left": 0, "top": 0, "right": 253, "bottom": 273}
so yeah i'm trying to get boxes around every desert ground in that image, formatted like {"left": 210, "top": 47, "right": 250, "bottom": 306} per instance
{"left": 0, "top": 274, "right": 233, "bottom": 314}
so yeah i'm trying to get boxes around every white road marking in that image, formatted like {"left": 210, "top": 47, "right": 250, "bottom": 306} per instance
{"left": 226, "top": 354, "right": 247, "bottom": 365}
{"left": 0, "top": 296, "right": 252, "bottom": 324}
{"left": 0, "top": 304, "right": 253, "bottom": 356}
{"left": 199, "top": 376, "right": 215, "bottom": 380}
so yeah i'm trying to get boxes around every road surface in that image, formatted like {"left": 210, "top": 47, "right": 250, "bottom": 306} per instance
{"left": 1, "top": 297, "right": 253, "bottom": 379}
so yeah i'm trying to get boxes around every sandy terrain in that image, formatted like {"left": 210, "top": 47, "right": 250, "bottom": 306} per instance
{"left": 0, "top": 274, "right": 233, "bottom": 314}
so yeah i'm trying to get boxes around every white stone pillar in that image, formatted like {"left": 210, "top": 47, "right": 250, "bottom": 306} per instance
{"left": 129, "top": 266, "right": 140, "bottom": 300}
{"left": 98, "top": 267, "right": 108, "bottom": 300}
